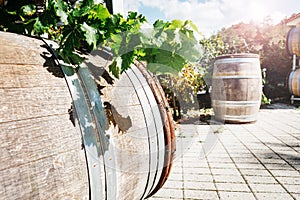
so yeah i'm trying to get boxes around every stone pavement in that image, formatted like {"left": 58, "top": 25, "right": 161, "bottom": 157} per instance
{"left": 149, "top": 106, "right": 300, "bottom": 200}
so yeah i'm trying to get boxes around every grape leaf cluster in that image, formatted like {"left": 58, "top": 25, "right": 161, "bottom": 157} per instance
{"left": 0, "top": 0, "right": 202, "bottom": 77}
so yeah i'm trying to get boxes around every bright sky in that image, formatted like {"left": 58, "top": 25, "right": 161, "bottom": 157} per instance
{"left": 123, "top": 0, "right": 300, "bottom": 36}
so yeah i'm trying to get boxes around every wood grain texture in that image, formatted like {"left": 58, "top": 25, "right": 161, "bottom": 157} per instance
{"left": 87, "top": 58, "right": 150, "bottom": 199}
{"left": 287, "top": 27, "right": 300, "bottom": 56}
{"left": 0, "top": 31, "right": 89, "bottom": 199}
{"left": 85, "top": 52, "right": 175, "bottom": 199}
{"left": 288, "top": 68, "right": 300, "bottom": 96}
{"left": 212, "top": 54, "right": 262, "bottom": 123}
{"left": 0, "top": 31, "right": 174, "bottom": 199}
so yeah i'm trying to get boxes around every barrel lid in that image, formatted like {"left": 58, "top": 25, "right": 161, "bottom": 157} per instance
{"left": 216, "top": 53, "right": 259, "bottom": 60}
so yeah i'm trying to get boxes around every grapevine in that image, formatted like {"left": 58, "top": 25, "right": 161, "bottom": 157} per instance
{"left": 0, "top": 0, "right": 202, "bottom": 78}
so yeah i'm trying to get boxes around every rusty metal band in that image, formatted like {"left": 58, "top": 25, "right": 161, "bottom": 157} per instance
{"left": 127, "top": 65, "right": 164, "bottom": 199}
{"left": 135, "top": 62, "right": 175, "bottom": 198}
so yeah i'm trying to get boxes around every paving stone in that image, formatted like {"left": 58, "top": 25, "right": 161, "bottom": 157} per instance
{"left": 184, "top": 181, "right": 216, "bottom": 190}
{"left": 208, "top": 162, "right": 236, "bottom": 169}
{"left": 170, "top": 166, "right": 182, "bottom": 174}
{"left": 183, "top": 174, "right": 214, "bottom": 182}
{"left": 257, "top": 157, "right": 287, "bottom": 164}
{"left": 249, "top": 183, "right": 287, "bottom": 193}
{"left": 254, "top": 192, "right": 295, "bottom": 200}
{"left": 233, "top": 157, "right": 261, "bottom": 164}
{"left": 151, "top": 188, "right": 183, "bottom": 199}
{"left": 216, "top": 182, "right": 251, "bottom": 192}
{"left": 161, "top": 180, "right": 183, "bottom": 189}
{"left": 276, "top": 176, "right": 300, "bottom": 185}
{"left": 149, "top": 109, "right": 300, "bottom": 200}
{"left": 210, "top": 168, "right": 240, "bottom": 176}
{"left": 238, "top": 169, "right": 271, "bottom": 176}
{"left": 292, "top": 163, "right": 300, "bottom": 172}
{"left": 219, "top": 191, "right": 256, "bottom": 200}
{"left": 208, "top": 159, "right": 236, "bottom": 164}
{"left": 269, "top": 169, "right": 300, "bottom": 177}
{"left": 181, "top": 161, "right": 209, "bottom": 168}
{"left": 291, "top": 193, "right": 300, "bottom": 199}
{"left": 228, "top": 153, "right": 255, "bottom": 158}
{"left": 168, "top": 172, "right": 183, "bottom": 181}
{"left": 281, "top": 184, "right": 300, "bottom": 194}
{"left": 235, "top": 163, "right": 265, "bottom": 169}
{"left": 264, "top": 163, "right": 295, "bottom": 170}
{"left": 148, "top": 197, "right": 182, "bottom": 200}
{"left": 184, "top": 189, "right": 219, "bottom": 199}
{"left": 244, "top": 175, "right": 278, "bottom": 184}
{"left": 207, "top": 155, "right": 232, "bottom": 160}
{"left": 182, "top": 167, "right": 211, "bottom": 175}
{"left": 213, "top": 174, "right": 245, "bottom": 183}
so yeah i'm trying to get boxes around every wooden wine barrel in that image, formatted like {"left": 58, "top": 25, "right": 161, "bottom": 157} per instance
{"left": 288, "top": 68, "right": 300, "bottom": 96}
{"left": 211, "top": 54, "right": 262, "bottom": 123}
{"left": 0, "top": 31, "right": 175, "bottom": 199}
{"left": 286, "top": 27, "right": 300, "bottom": 56}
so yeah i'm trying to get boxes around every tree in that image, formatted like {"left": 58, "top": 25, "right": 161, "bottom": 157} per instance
{"left": 218, "top": 20, "right": 292, "bottom": 102}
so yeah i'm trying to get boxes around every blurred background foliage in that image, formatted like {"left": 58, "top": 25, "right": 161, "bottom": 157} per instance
{"left": 161, "top": 17, "right": 293, "bottom": 120}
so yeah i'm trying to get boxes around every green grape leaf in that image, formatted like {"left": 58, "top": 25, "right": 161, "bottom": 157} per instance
{"left": 184, "top": 20, "right": 199, "bottom": 33}
{"left": 57, "top": 9, "right": 68, "bottom": 24}
{"left": 72, "top": 6, "right": 90, "bottom": 17}
{"left": 109, "top": 59, "right": 120, "bottom": 79}
{"left": 88, "top": 4, "right": 110, "bottom": 20}
{"left": 33, "top": 18, "right": 45, "bottom": 34}
{"left": 169, "top": 20, "right": 183, "bottom": 29}
{"left": 153, "top": 20, "right": 167, "bottom": 29}
{"left": 55, "top": 0, "right": 68, "bottom": 24}
{"left": 20, "top": 4, "right": 36, "bottom": 17}
{"left": 171, "top": 54, "right": 187, "bottom": 72}
{"left": 110, "top": 34, "right": 123, "bottom": 55}
{"left": 121, "top": 51, "right": 135, "bottom": 72}
{"left": 80, "top": 22, "right": 98, "bottom": 49}
{"left": 147, "top": 63, "right": 178, "bottom": 75}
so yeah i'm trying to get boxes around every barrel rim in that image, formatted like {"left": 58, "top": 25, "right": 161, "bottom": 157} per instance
{"left": 216, "top": 53, "right": 259, "bottom": 60}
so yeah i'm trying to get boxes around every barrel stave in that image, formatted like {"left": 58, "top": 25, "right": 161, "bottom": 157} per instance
{"left": 0, "top": 31, "right": 174, "bottom": 199}
{"left": 0, "top": 31, "right": 89, "bottom": 199}
{"left": 288, "top": 68, "right": 300, "bottom": 96}
{"left": 286, "top": 27, "right": 300, "bottom": 56}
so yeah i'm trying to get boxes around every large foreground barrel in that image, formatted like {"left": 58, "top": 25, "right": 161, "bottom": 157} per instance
{"left": 286, "top": 27, "right": 300, "bottom": 56}
{"left": 211, "top": 54, "right": 262, "bottom": 123}
{"left": 288, "top": 68, "right": 300, "bottom": 96}
{"left": 0, "top": 31, "right": 175, "bottom": 199}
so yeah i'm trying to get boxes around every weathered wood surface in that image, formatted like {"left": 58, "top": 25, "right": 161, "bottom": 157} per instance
{"left": 0, "top": 31, "right": 175, "bottom": 200}
{"left": 212, "top": 54, "right": 262, "bottom": 123}
{"left": 0, "top": 31, "right": 89, "bottom": 199}
{"left": 288, "top": 68, "right": 300, "bottom": 96}
{"left": 85, "top": 52, "right": 175, "bottom": 199}
{"left": 286, "top": 27, "right": 300, "bottom": 56}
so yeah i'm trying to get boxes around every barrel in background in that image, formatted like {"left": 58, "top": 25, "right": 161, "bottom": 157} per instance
{"left": 0, "top": 31, "right": 175, "bottom": 199}
{"left": 288, "top": 68, "right": 300, "bottom": 96}
{"left": 211, "top": 54, "right": 262, "bottom": 123}
{"left": 286, "top": 27, "right": 300, "bottom": 57}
